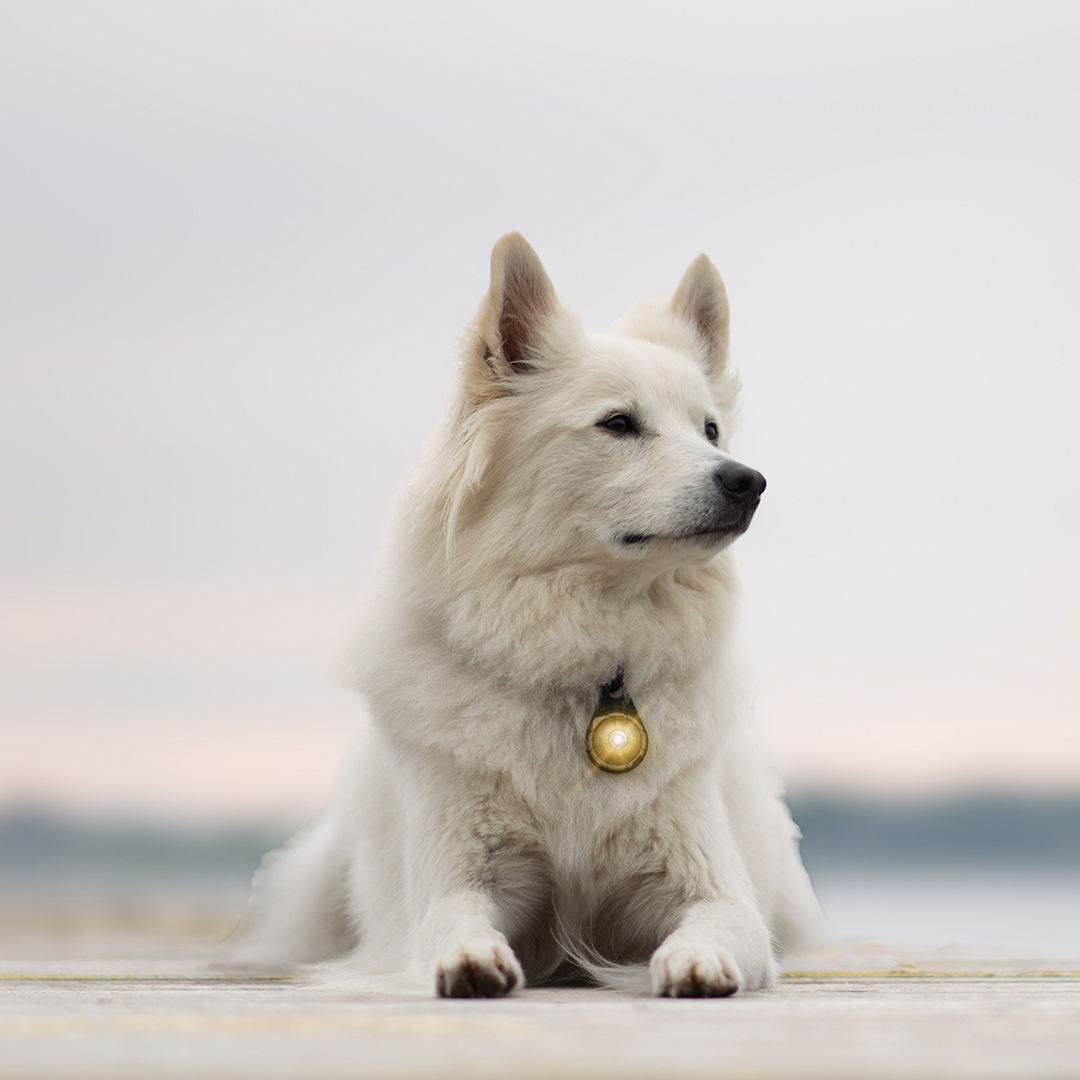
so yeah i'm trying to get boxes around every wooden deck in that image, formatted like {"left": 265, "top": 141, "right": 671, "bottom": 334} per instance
{"left": 2, "top": 951, "right": 1079, "bottom": 1079}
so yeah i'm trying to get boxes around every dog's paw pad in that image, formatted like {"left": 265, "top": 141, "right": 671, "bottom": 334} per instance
{"left": 650, "top": 942, "right": 742, "bottom": 998}
{"left": 435, "top": 939, "right": 523, "bottom": 998}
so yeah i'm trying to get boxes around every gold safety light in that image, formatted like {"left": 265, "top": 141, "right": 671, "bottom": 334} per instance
{"left": 586, "top": 677, "right": 647, "bottom": 773}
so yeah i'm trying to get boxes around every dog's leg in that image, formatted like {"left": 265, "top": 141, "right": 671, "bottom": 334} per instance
{"left": 420, "top": 889, "right": 525, "bottom": 998}
{"left": 650, "top": 897, "right": 776, "bottom": 997}
{"left": 644, "top": 791, "right": 778, "bottom": 997}
{"left": 404, "top": 775, "right": 535, "bottom": 998}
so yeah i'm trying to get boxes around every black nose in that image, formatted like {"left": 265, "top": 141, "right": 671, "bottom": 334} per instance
{"left": 715, "top": 460, "right": 767, "bottom": 502}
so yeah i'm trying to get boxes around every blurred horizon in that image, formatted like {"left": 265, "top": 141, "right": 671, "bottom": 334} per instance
{"left": 4, "top": 792, "right": 1078, "bottom": 956}
{"left": 3, "top": 0, "right": 1079, "bottom": 821}
{"left": 4, "top": 784, "right": 1080, "bottom": 838}
{"left": 4, "top": 784, "right": 1080, "bottom": 832}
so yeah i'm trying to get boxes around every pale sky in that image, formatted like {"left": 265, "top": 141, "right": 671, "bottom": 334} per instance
{"left": 2, "top": 1, "right": 1078, "bottom": 820}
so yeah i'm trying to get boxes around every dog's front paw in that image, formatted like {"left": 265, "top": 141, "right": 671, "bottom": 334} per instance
{"left": 435, "top": 937, "right": 524, "bottom": 998}
{"left": 650, "top": 939, "right": 742, "bottom": 998}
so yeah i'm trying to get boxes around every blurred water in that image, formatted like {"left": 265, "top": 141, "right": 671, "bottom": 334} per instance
{"left": 788, "top": 793, "right": 1080, "bottom": 955}
{"left": 811, "top": 867, "right": 1080, "bottom": 954}
{"left": 2, "top": 798, "right": 1078, "bottom": 958}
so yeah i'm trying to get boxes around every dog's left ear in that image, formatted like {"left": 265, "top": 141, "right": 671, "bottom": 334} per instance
{"left": 672, "top": 254, "right": 730, "bottom": 379}
{"left": 476, "top": 232, "right": 559, "bottom": 379}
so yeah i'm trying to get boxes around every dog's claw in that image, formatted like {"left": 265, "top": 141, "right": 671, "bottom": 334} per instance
{"left": 435, "top": 939, "right": 523, "bottom": 998}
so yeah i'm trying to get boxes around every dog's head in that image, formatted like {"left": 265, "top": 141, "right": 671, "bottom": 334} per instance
{"left": 434, "top": 233, "right": 764, "bottom": 577}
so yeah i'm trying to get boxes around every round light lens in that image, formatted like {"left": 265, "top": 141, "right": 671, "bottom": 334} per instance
{"left": 586, "top": 710, "right": 647, "bottom": 773}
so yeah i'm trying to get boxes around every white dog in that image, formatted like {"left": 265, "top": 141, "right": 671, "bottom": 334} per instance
{"left": 238, "top": 234, "right": 820, "bottom": 997}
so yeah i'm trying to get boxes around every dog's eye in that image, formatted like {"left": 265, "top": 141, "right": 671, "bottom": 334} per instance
{"left": 600, "top": 413, "right": 637, "bottom": 435}
{"left": 704, "top": 421, "right": 719, "bottom": 443}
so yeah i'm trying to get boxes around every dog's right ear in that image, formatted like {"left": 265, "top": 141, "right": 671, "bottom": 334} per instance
{"left": 474, "top": 232, "right": 558, "bottom": 379}
{"left": 671, "top": 253, "right": 730, "bottom": 381}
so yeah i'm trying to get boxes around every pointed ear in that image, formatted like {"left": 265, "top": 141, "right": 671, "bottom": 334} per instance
{"left": 671, "top": 253, "right": 730, "bottom": 378}
{"left": 479, "top": 232, "right": 558, "bottom": 376}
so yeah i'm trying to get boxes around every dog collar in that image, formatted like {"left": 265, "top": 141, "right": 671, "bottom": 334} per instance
{"left": 586, "top": 674, "right": 647, "bottom": 773}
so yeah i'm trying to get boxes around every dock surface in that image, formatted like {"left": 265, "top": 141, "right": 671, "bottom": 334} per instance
{"left": 3, "top": 952, "right": 1079, "bottom": 1079}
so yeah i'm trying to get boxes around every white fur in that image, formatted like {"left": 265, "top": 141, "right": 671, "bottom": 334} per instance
{"left": 235, "top": 234, "right": 821, "bottom": 997}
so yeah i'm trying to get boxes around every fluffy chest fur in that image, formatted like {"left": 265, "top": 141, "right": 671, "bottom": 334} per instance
{"left": 354, "top": 557, "right": 746, "bottom": 796}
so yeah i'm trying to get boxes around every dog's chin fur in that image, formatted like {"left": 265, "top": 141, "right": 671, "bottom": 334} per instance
{"left": 232, "top": 234, "right": 822, "bottom": 997}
